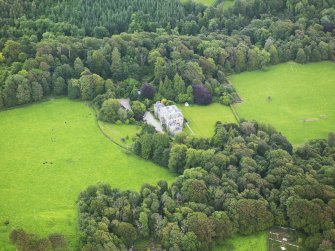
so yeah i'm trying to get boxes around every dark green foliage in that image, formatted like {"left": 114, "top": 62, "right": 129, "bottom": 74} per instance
{"left": 9, "top": 229, "right": 67, "bottom": 251}
{"left": 111, "top": 48, "right": 123, "bottom": 81}
{"left": 1, "top": 5, "right": 333, "bottom": 109}
{"left": 31, "top": 81, "right": 43, "bottom": 101}
{"left": 185, "top": 212, "right": 215, "bottom": 250}
{"left": 112, "top": 221, "right": 137, "bottom": 248}
{"left": 131, "top": 101, "right": 146, "bottom": 121}
{"left": 98, "top": 99, "right": 122, "bottom": 123}
{"left": 181, "top": 179, "right": 208, "bottom": 203}
{"left": 134, "top": 131, "right": 170, "bottom": 166}
{"left": 296, "top": 48, "right": 307, "bottom": 64}
{"left": 128, "top": 120, "right": 335, "bottom": 250}
{"left": 168, "top": 144, "right": 188, "bottom": 173}
{"left": 328, "top": 132, "right": 335, "bottom": 147}
{"left": 67, "top": 79, "right": 80, "bottom": 99}
{"left": 235, "top": 199, "right": 274, "bottom": 235}
{"left": 53, "top": 77, "right": 66, "bottom": 95}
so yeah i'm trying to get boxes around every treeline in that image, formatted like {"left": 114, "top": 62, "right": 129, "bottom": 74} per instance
{"left": 0, "top": 0, "right": 198, "bottom": 39}
{"left": 1, "top": 28, "right": 334, "bottom": 110}
{"left": 79, "top": 123, "right": 335, "bottom": 250}
{"left": 1, "top": 0, "right": 334, "bottom": 38}
{"left": 49, "top": 0, "right": 186, "bottom": 35}
{"left": 0, "top": 33, "right": 257, "bottom": 110}
{"left": 0, "top": 0, "right": 334, "bottom": 111}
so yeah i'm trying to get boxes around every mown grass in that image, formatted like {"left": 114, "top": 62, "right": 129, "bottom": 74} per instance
{"left": 230, "top": 61, "right": 335, "bottom": 145}
{"left": 0, "top": 98, "right": 175, "bottom": 250}
{"left": 178, "top": 103, "right": 237, "bottom": 138}
{"left": 98, "top": 122, "right": 140, "bottom": 148}
{"left": 214, "top": 231, "right": 268, "bottom": 251}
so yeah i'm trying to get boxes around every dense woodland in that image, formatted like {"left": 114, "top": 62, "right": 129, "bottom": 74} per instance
{"left": 79, "top": 123, "right": 335, "bottom": 250}
{"left": 0, "top": 0, "right": 334, "bottom": 112}
{"left": 2, "top": 0, "right": 335, "bottom": 250}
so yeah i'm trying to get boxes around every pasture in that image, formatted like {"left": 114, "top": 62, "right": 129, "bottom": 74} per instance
{"left": 178, "top": 103, "right": 237, "bottom": 138}
{"left": 230, "top": 61, "right": 335, "bottom": 145}
{"left": 0, "top": 98, "right": 174, "bottom": 250}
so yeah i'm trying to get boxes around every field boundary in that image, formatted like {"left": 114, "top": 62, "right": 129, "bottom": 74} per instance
{"left": 227, "top": 79, "right": 243, "bottom": 103}
{"left": 89, "top": 103, "right": 134, "bottom": 153}
{"left": 0, "top": 95, "right": 66, "bottom": 113}
{"left": 229, "top": 104, "right": 241, "bottom": 124}
{"left": 185, "top": 122, "right": 195, "bottom": 135}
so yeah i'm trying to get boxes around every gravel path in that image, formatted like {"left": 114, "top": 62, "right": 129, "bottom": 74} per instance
{"left": 118, "top": 98, "right": 131, "bottom": 110}
{"left": 143, "top": 111, "right": 163, "bottom": 133}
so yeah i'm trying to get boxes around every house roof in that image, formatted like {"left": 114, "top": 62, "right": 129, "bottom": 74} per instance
{"left": 118, "top": 98, "right": 131, "bottom": 110}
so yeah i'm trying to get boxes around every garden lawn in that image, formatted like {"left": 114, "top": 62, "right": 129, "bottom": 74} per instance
{"left": 213, "top": 231, "right": 267, "bottom": 251}
{"left": 0, "top": 98, "right": 175, "bottom": 250}
{"left": 230, "top": 61, "right": 335, "bottom": 145}
{"left": 98, "top": 122, "right": 140, "bottom": 148}
{"left": 178, "top": 103, "right": 237, "bottom": 138}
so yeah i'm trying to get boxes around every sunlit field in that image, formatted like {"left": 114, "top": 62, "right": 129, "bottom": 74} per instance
{"left": 0, "top": 99, "right": 175, "bottom": 250}
{"left": 230, "top": 61, "right": 335, "bottom": 145}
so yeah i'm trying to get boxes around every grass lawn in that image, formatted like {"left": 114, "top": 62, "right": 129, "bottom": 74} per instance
{"left": 214, "top": 231, "right": 268, "bottom": 251}
{"left": 230, "top": 61, "right": 335, "bottom": 145}
{"left": 178, "top": 103, "right": 237, "bottom": 138}
{"left": 98, "top": 122, "right": 140, "bottom": 148}
{"left": 0, "top": 98, "right": 175, "bottom": 250}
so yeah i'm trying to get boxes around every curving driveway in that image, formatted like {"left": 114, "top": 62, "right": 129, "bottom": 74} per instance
{"left": 143, "top": 111, "right": 163, "bottom": 133}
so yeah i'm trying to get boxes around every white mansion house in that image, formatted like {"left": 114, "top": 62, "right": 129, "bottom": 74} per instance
{"left": 154, "top": 102, "right": 184, "bottom": 135}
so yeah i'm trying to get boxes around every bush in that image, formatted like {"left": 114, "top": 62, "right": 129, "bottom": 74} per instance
{"left": 220, "top": 93, "right": 233, "bottom": 106}
{"left": 177, "top": 94, "right": 189, "bottom": 103}
{"left": 131, "top": 101, "right": 146, "bottom": 120}
{"left": 98, "top": 98, "right": 122, "bottom": 123}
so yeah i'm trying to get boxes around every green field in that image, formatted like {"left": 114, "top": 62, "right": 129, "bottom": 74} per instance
{"left": 178, "top": 103, "right": 237, "bottom": 138}
{"left": 98, "top": 122, "right": 140, "bottom": 148}
{"left": 230, "top": 61, "right": 335, "bottom": 145}
{"left": 0, "top": 99, "right": 175, "bottom": 250}
{"left": 214, "top": 231, "right": 267, "bottom": 251}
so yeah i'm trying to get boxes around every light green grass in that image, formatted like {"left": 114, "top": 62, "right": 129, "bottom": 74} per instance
{"left": 230, "top": 61, "right": 335, "bottom": 145}
{"left": 0, "top": 98, "right": 175, "bottom": 250}
{"left": 221, "top": 0, "right": 234, "bottom": 10}
{"left": 178, "top": 103, "right": 237, "bottom": 138}
{"left": 98, "top": 122, "right": 140, "bottom": 148}
{"left": 214, "top": 231, "right": 267, "bottom": 251}
{"left": 185, "top": 0, "right": 234, "bottom": 8}
{"left": 181, "top": 0, "right": 215, "bottom": 6}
